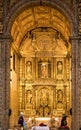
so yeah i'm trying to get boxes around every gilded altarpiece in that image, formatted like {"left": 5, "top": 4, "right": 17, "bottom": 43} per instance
{"left": 19, "top": 28, "right": 71, "bottom": 118}
{"left": 19, "top": 56, "right": 71, "bottom": 117}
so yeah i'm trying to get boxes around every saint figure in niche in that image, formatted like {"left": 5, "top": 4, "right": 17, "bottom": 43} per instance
{"left": 26, "top": 90, "right": 32, "bottom": 104}
{"left": 57, "top": 61, "right": 63, "bottom": 74}
{"left": 57, "top": 90, "right": 63, "bottom": 103}
{"left": 26, "top": 61, "right": 32, "bottom": 79}
{"left": 41, "top": 62, "right": 48, "bottom": 78}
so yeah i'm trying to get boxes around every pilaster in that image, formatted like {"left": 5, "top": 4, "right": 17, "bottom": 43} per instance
{"left": 70, "top": 35, "right": 80, "bottom": 130}
{"left": 0, "top": 34, "right": 12, "bottom": 130}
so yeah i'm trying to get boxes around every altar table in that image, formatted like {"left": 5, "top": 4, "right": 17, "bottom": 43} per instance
{"left": 32, "top": 126, "right": 49, "bottom": 130}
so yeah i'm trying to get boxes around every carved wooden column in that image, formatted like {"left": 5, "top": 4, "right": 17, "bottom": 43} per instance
{"left": 63, "top": 85, "right": 66, "bottom": 110}
{"left": 32, "top": 85, "right": 36, "bottom": 109}
{"left": 66, "top": 57, "right": 70, "bottom": 80}
{"left": 33, "top": 57, "right": 36, "bottom": 79}
{"left": 20, "top": 58, "right": 25, "bottom": 79}
{"left": 36, "top": 57, "right": 38, "bottom": 78}
{"left": 51, "top": 57, "right": 54, "bottom": 78}
{"left": 21, "top": 85, "right": 25, "bottom": 110}
{"left": 20, "top": 58, "right": 25, "bottom": 111}
{"left": 53, "top": 85, "right": 56, "bottom": 109}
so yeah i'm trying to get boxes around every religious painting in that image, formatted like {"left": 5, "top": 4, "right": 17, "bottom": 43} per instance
{"left": 57, "top": 61, "right": 63, "bottom": 75}
{"left": 26, "top": 61, "right": 32, "bottom": 80}
{"left": 56, "top": 60, "right": 64, "bottom": 79}
{"left": 36, "top": 87, "right": 51, "bottom": 117}
{"left": 38, "top": 60, "right": 51, "bottom": 78}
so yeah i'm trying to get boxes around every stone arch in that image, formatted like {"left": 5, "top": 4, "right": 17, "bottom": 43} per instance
{"left": 5, "top": 0, "right": 74, "bottom": 35}
{"left": 4, "top": 0, "right": 77, "bottom": 129}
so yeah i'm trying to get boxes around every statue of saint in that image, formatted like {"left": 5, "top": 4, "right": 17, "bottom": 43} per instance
{"left": 57, "top": 90, "right": 63, "bottom": 103}
{"left": 26, "top": 61, "right": 32, "bottom": 79}
{"left": 26, "top": 90, "right": 32, "bottom": 104}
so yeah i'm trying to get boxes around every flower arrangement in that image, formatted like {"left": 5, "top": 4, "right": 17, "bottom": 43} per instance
{"left": 39, "top": 123, "right": 47, "bottom": 126}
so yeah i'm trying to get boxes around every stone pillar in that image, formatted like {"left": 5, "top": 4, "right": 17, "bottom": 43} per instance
{"left": 77, "top": 39, "right": 81, "bottom": 130}
{"left": 0, "top": 34, "right": 11, "bottom": 130}
{"left": 70, "top": 36, "right": 80, "bottom": 130}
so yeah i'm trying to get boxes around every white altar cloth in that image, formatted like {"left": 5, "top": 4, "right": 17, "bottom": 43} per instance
{"left": 32, "top": 126, "right": 49, "bottom": 130}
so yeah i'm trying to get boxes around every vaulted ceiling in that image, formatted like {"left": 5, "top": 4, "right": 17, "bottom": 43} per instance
{"left": 11, "top": 6, "right": 71, "bottom": 57}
